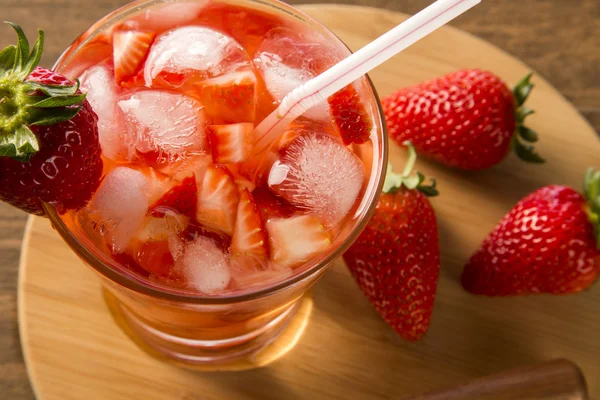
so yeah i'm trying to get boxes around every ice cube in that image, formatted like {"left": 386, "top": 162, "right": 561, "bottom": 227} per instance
{"left": 144, "top": 26, "right": 251, "bottom": 87}
{"left": 88, "top": 167, "right": 150, "bottom": 253}
{"left": 136, "top": 214, "right": 189, "bottom": 242}
{"left": 268, "top": 133, "right": 365, "bottom": 227}
{"left": 118, "top": 90, "right": 208, "bottom": 164}
{"left": 253, "top": 28, "right": 342, "bottom": 121}
{"left": 182, "top": 236, "right": 231, "bottom": 294}
{"left": 80, "top": 65, "right": 129, "bottom": 160}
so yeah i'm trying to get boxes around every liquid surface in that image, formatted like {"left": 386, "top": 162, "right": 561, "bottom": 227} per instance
{"left": 60, "top": 0, "right": 379, "bottom": 295}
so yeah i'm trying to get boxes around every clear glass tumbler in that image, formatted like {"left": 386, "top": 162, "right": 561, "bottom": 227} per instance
{"left": 45, "top": 0, "right": 388, "bottom": 367}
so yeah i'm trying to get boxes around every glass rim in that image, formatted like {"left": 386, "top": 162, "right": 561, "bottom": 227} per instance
{"left": 46, "top": 0, "right": 389, "bottom": 305}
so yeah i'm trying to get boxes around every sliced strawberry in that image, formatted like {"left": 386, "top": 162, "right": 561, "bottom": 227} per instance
{"left": 208, "top": 123, "right": 254, "bottom": 164}
{"left": 196, "top": 164, "right": 240, "bottom": 236}
{"left": 112, "top": 251, "right": 151, "bottom": 278}
{"left": 328, "top": 84, "right": 372, "bottom": 145}
{"left": 113, "top": 30, "right": 156, "bottom": 85}
{"left": 266, "top": 215, "right": 332, "bottom": 269}
{"left": 180, "top": 222, "right": 232, "bottom": 253}
{"left": 236, "top": 127, "right": 299, "bottom": 184}
{"left": 196, "top": 70, "right": 256, "bottom": 123}
{"left": 251, "top": 187, "right": 296, "bottom": 220}
{"left": 148, "top": 175, "right": 197, "bottom": 219}
{"left": 232, "top": 188, "right": 268, "bottom": 261}
{"left": 132, "top": 240, "right": 175, "bottom": 278}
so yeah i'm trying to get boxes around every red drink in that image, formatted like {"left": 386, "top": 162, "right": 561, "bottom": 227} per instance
{"left": 49, "top": 0, "right": 387, "bottom": 365}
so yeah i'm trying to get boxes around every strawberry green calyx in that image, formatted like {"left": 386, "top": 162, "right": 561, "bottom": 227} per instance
{"left": 0, "top": 22, "right": 86, "bottom": 162}
{"left": 583, "top": 168, "right": 600, "bottom": 249}
{"left": 510, "top": 73, "right": 545, "bottom": 164}
{"left": 382, "top": 141, "right": 439, "bottom": 197}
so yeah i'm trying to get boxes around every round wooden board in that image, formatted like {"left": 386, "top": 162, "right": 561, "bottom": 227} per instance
{"left": 19, "top": 4, "right": 600, "bottom": 400}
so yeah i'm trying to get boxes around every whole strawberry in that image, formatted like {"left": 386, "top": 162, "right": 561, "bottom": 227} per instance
{"left": 462, "top": 169, "right": 600, "bottom": 296}
{"left": 343, "top": 142, "right": 440, "bottom": 341}
{"left": 383, "top": 69, "right": 543, "bottom": 170}
{"left": 0, "top": 23, "right": 102, "bottom": 215}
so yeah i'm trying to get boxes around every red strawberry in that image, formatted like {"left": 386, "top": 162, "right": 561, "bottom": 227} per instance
{"left": 148, "top": 175, "right": 197, "bottom": 219}
{"left": 343, "top": 142, "right": 440, "bottom": 341}
{"left": 132, "top": 240, "right": 175, "bottom": 278}
{"left": 208, "top": 123, "right": 254, "bottom": 164}
{"left": 0, "top": 23, "right": 102, "bottom": 215}
{"left": 180, "top": 222, "right": 231, "bottom": 253}
{"left": 231, "top": 188, "right": 268, "bottom": 261}
{"left": 113, "top": 30, "right": 156, "bottom": 85}
{"left": 328, "top": 84, "right": 373, "bottom": 145}
{"left": 383, "top": 69, "right": 543, "bottom": 170}
{"left": 462, "top": 170, "right": 600, "bottom": 296}
{"left": 195, "top": 70, "right": 256, "bottom": 124}
{"left": 196, "top": 164, "right": 240, "bottom": 235}
{"left": 112, "top": 251, "right": 151, "bottom": 278}
{"left": 251, "top": 187, "right": 296, "bottom": 220}
{"left": 266, "top": 214, "right": 332, "bottom": 269}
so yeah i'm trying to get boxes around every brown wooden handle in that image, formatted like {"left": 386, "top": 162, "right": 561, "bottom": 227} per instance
{"left": 405, "top": 359, "right": 588, "bottom": 400}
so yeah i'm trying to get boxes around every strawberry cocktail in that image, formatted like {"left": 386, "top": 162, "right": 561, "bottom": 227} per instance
{"left": 36, "top": 0, "right": 387, "bottom": 364}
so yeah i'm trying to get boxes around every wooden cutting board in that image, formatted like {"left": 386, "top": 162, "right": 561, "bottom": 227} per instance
{"left": 18, "top": 4, "right": 600, "bottom": 400}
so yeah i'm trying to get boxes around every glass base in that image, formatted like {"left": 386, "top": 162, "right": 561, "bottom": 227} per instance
{"left": 103, "top": 289, "right": 313, "bottom": 371}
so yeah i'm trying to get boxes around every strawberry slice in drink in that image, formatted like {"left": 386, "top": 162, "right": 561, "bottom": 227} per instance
{"left": 196, "top": 164, "right": 240, "bottom": 236}
{"left": 266, "top": 215, "right": 332, "bottom": 269}
{"left": 113, "top": 30, "right": 156, "bottom": 85}
{"left": 231, "top": 188, "right": 269, "bottom": 269}
{"left": 132, "top": 240, "right": 176, "bottom": 278}
{"left": 196, "top": 70, "right": 257, "bottom": 124}
{"left": 208, "top": 123, "right": 254, "bottom": 164}
{"left": 328, "top": 84, "right": 373, "bottom": 145}
{"left": 149, "top": 175, "right": 197, "bottom": 219}
{"left": 251, "top": 187, "right": 296, "bottom": 220}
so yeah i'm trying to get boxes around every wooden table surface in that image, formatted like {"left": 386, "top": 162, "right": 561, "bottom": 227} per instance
{"left": 0, "top": 0, "right": 598, "bottom": 398}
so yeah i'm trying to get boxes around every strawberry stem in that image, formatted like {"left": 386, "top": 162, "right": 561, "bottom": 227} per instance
{"left": 583, "top": 168, "right": 600, "bottom": 249}
{"left": 0, "top": 22, "right": 85, "bottom": 162}
{"left": 382, "top": 141, "right": 439, "bottom": 197}
{"left": 511, "top": 73, "right": 545, "bottom": 164}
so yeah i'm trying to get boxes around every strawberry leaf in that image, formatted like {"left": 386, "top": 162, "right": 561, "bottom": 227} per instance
{"left": 516, "top": 107, "right": 534, "bottom": 124}
{"left": 513, "top": 73, "right": 534, "bottom": 107}
{"left": 24, "top": 81, "right": 80, "bottom": 97}
{"left": 22, "top": 30, "right": 44, "bottom": 78}
{"left": 512, "top": 137, "right": 545, "bottom": 163}
{"left": 30, "top": 105, "right": 82, "bottom": 126}
{"left": 0, "top": 124, "right": 38, "bottom": 161}
{"left": 383, "top": 142, "right": 439, "bottom": 196}
{"left": 518, "top": 126, "right": 539, "bottom": 143}
{"left": 0, "top": 45, "right": 16, "bottom": 75}
{"left": 30, "top": 93, "right": 86, "bottom": 108}
{"left": 4, "top": 22, "right": 30, "bottom": 78}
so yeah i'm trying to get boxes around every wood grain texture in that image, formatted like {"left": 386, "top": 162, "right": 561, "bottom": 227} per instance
{"left": 408, "top": 359, "right": 588, "bottom": 400}
{"left": 1, "top": 1, "right": 599, "bottom": 399}
{"left": 16, "top": 4, "right": 600, "bottom": 400}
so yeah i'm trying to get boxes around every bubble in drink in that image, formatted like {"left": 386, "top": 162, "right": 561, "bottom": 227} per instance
{"left": 144, "top": 26, "right": 251, "bottom": 87}
{"left": 88, "top": 167, "right": 150, "bottom": 253}
{"left": 80, "top": 65, "right": 126, "bottom": 160}
{"left": 118, "top": 90, "right": 208, "bottom": 164}
{"left": 268, "top": 133, "right": 365, "bottom": 228}
{"left": 181, "top": 236, "right": 231, "bottom": 294}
